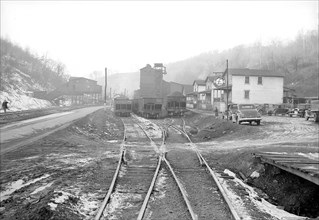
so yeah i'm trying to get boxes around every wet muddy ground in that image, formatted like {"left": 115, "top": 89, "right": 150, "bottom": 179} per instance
{"left": 0, "top": 108, "right": 318, "bottom": 219}
{"left": 0, "top": 109, "right": 123, "bottom": 219}
{"left": 183, "top": 112, "right": 319, "bottom": 218}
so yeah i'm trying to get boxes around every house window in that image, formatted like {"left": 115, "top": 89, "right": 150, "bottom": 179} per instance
{"left": 244, "top": 90, "right": 250, "bottom": 99}
{"left": 245, "top": 76, "right": 249, "bottom": 84}
{"left": 258, "top": 77, "right": 262, "bottom": 85}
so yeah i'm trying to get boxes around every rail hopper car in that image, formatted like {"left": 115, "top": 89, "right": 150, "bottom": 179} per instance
{"left": 166, "top": 92, "right": 187, "bottom": 116}
{"left": 133, "top": 98, "right": 164, "bottom": 118}
{"left": 113, "top": 97, "right": 132, "bottom": 117}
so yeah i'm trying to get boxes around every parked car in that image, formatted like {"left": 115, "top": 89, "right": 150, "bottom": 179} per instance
{"left": 232, "top": 104, "right": 262, "bottom": 125}
{"left": 273, "top": 108, "right": 289, "bottom": 116}
{"left": 288, "top": 108, "right": 300, "bottom": 117}
{"left": 287, "top": 108, "right": 309, "bottom": 118}
{"left": 257, "top": 104, "right": 277, "bottom": 115}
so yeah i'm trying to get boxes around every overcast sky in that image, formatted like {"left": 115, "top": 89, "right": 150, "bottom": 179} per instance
{"left": 1, "top": 1, "right": 318, "bottom": 77}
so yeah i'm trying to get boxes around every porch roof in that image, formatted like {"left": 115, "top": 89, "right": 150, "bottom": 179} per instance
{"left": 213, "top": 85, "right": 232, "bottom": 91}
{"left": 198, "top": 90, "right": 212, "bottom": 94}
{"left": 186, "top": 91, "right": 198, "bottom": 96}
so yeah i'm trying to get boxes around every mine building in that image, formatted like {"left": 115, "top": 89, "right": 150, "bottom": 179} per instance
{"left": 133, "top": 63, "right": 191, "bottom": 117}
{"left": 136, "top": 63, "right": 191, "bottom": 100}
{"left": 47, "top": 77, "right": 102, "bottom": 106}
{"left": 139, "top": 63, "right": 166, "bottom": 98}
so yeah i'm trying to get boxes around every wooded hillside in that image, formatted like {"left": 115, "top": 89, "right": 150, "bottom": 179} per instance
{"left": 0, "top": 38, "right": 69, "bottom": 92}
{"left": 165, "top": 30, "right": 318, "bottom": 97}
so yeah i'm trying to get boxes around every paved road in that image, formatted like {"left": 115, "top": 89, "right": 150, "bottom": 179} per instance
{"left": 0, "top": 106, "right": 104, "bottom": 155}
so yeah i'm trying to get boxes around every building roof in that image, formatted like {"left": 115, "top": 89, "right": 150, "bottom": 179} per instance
{"left": 167, "top": 91, "right": 185, "bottom": 97}
{"left": 193, "top": 80, "right": 206, "bottom": 86}
{"left": 205, "top": 76, "right": 215, "bottom": 82}
{"left": 225, "top": 68, "right": 284, "bottom": 77}
{"left": 140, "top": 64, "right": 152, "bottom": 71}
{"left": 114, "top": 95, "right": 129, "bottom": 100}
{"left": 182, "top": 85, "right": 193, "bottom": 94}
{"left": 283, "top": 86, "right": 296, "bottom": 92}
{"left": 154, "top": 63, "right": 164, "bottom": 68}
{"left": 69, "top": 77, "right": 97, "bottom": 82}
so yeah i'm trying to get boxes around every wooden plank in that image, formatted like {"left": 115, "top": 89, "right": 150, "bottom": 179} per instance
{"left": 256, "top": 154, "right": 301, "bottom": 158}
{"left": 268, "top": 158, "right": 317, "bottom": 161}
{"left": 285, "top": 163, "right": 319, "bottom": 168}
{"left": 276, "top": 161, "right": 319, "bottom": 164}
{"left": 284, "top": 165, "right": 319, "bottom": 172}
{"left": 255, "top": 153, "right": 317, "bottom": 159}
{"left": 259, "top": 157, "right": 319, "bottom": 185}
{"left": 269, "top": 160, "right": 317, "bottom": 166}
{"left": 255, "top": 155, "right": 308, "bottom": 159}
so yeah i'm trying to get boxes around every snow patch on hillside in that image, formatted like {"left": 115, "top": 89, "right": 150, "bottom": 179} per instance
{"left": 0, "top": 71, "right": 52, "bottom": 111}
{"left": 0, "top": 90, "right": 52, "bottom": 111}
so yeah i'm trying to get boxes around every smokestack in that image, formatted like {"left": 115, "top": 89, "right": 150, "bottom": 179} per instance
{"left": 104, "top": 68, "right": 107, "bottom": 104}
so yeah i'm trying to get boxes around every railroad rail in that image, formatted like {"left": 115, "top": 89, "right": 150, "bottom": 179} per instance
{"left": 94, "top": 119, "right": 127, "bottom": 220}
{"left": 168, "top": 118, "right": 241, "bottom": 220}
{"left": 95, "top": 116, "right": 164, "bottom": 220}
{"left": 134, "top": 116, "right": 198, "bottom": 220}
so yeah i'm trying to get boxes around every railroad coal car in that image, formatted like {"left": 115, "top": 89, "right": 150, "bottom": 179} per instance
{"left": 166, "top": 92, "right": 187, "bottom": 116}
{"left": 113, "top": 97, "right": 132, "bottom": 117}
{"left": 134, "top": 98, "right": 164, "bottom": 118}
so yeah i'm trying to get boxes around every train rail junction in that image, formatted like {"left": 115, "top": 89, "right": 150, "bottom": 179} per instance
{"left": 0, "top": 107, "right": 318, "bottom": 219}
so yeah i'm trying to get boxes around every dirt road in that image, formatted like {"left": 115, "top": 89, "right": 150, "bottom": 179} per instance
{"left": 0, "top": 106, "right": 103, "bottom": 155}
{"left": 196, "top": 115, "right": 318, "bottom": 151}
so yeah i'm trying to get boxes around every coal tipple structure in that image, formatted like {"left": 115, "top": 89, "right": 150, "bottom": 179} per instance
{"left": 133, "top": 63, "right": 188, "bottom": 118}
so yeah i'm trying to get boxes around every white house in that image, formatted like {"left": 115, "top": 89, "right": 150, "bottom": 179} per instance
{"left": 213, "top": 68, "right": 284, "bottom": 111}
{"left": 193, "top": 80, "right": 206, "bottom": 92}
{"left": 186, "top": 80, "right": 206, "bottom": 108}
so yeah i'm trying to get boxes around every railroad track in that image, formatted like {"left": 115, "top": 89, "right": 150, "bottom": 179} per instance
{"left": 95, "top": 116, "right": 164, "bottom": 220}
{"left": 168, "top": 119, "right": 241, "bottom": 219}
{"left": 95, "top": 116, "right": 241, "bottom": 219}
{"left": 151, "top": 118, "right": 241, "bottom": 219}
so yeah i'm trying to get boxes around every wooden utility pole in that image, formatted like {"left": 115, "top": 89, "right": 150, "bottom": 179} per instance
{"left": 226, "top": 60, "right": 229, "bottom": 120}
{"left": 104, "top": 68, "right": 107, "bottom": 103}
